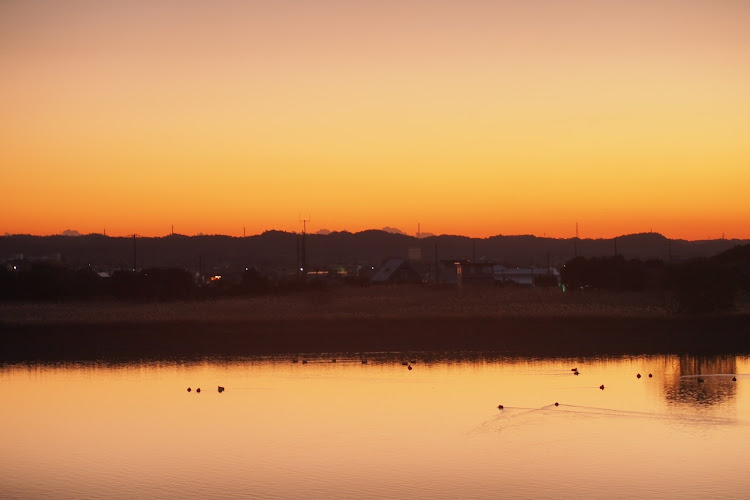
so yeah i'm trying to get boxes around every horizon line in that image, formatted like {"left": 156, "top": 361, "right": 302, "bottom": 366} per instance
{"left": 3, "top": 229, "right": 747, "bottom": 243}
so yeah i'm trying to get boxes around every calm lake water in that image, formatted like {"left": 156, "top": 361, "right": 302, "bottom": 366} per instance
{"left": 2, "top": 353, "right": 749, "bottom": 499}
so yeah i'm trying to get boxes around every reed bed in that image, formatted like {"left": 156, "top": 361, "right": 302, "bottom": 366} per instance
{"left": 0, "top": 286, "right": 680, "bottom": 326}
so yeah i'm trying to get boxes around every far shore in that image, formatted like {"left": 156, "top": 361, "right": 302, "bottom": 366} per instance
{"left": 2, "top": 286, "right": 750, "bottom": 361}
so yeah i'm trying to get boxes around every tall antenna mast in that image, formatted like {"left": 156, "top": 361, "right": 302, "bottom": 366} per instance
{"left": 298, "top": 214, "right": 311, "bottom": 276}
{"left": 299, "top": 214, "right": 311, "bottom": 234}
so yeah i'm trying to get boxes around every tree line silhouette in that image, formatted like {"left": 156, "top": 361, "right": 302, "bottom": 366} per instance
{"left": 2, "top": 244, "right": 748, "bottom": 314}
{"left": 561, "top": 254, "right": 746, "bottom": 313}
{"left": 0, "top": 264, "right": 278, "bottom": 301}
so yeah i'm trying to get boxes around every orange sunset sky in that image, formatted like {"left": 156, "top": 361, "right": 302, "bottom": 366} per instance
{"left": 2, "top": 0, "right": 749, "bottom": 240}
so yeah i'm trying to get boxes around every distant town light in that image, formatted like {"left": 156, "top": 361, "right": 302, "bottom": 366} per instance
{"left": 210, "top": 275, "right": 222, "bottom": 281}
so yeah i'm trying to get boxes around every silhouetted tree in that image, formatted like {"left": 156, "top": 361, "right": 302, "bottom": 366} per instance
{"left": 561, "top": 255, "right": 654, "bottom": 291}
{"left": 241, "top": 267, "right": 271, "bottom": 294}
{"left": 668, "top": 258, "right": 737, "bottom": 314}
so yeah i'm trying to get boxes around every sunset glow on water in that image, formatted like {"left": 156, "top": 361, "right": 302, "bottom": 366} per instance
{"left": 2, "top": 354, "right": 749, "bottom": 498}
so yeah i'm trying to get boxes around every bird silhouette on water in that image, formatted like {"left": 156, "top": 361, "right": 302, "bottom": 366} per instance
{"left": 187, "top": 387, "right": 191, "bottom": 392}
{"left": 218, "top": 386, "right": 225, "bottom": 393}
{"left": 599, "top": 385, "right": 605, "bottom": 390}
{"left": 497, "top": 404, "right": 504, "bottom": 410}
{"left": 637, "top": 373, "right": 641, "bottom": 379}
{"left": 732, "top": 376, "right": 737, "bottom": 382}
{"left": 196, "top": 388, "right": 201, "bottom": 393}
{"left": 697, "top": 378, "right": 705, "bottom": 383}
{"left": 408, "top": 365, "right": 413, "bottom": 371}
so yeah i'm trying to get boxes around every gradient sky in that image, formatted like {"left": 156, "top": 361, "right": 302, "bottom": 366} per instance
{"left": 2, "top": 0, "right": 749, "bottom": 239}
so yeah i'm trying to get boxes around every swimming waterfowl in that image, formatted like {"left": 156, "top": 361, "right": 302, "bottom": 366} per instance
{"left": 187, "top": 387, "right": 191, "bottom": 392}
{"left": 648, "top": 374, "right": 653, "bottom": 378}
{"left": 637, "top": 373, "right": 641, "bottom": 379}
{"left": 599, "top": 385, "right": 605, "bottom": 390}
{"left": 554, "top": 402, "right": 559, "bottom": 406}
{"left": 218, "top": 386, "right": 225, "bottom": 393}
{"left": 498, "top": 404, "right": 504, "bottom": 410}
{"left": 697, "top": 378, "right": 704, "bottom": 383}
{"left": 408, "top": 365, "right": 413, "bottom": 370}
{"left": 732, "top": 376, "right": 737, "bottom": 382}
{"left": 196, "top": 388, "right": 201, "bottom": 393}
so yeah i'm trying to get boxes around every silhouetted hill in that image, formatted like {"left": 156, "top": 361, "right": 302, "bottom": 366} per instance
{"left": 1, "top": 231, "right": 746, "bottom": 273}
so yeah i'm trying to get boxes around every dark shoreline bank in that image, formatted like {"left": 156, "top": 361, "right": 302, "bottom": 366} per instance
{"left": 3, "top": 314, "right": 750, "bottom": 363}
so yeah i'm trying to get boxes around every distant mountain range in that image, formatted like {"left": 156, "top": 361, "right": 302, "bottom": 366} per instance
{"left": 1, "top": 231, "right": 747, "bottom": 274}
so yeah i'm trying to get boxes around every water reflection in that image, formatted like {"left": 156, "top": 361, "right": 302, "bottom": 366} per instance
{"left": 663, "top": 355, "right": 738, "bottom": 407}
{"left": 1, "top": 353, "right": 749, "bottom": 499}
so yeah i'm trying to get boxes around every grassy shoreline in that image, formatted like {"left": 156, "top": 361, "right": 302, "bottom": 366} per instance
{"left": 2, "top": 287, "right": 750, "bottom": 361}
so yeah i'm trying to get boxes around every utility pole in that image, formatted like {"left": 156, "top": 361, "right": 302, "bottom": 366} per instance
{"left": 296, "top": 234, "right": 300, "bottom": 280}
{"left": 132, "top": 234, "right": 137, "bottom": 272}
{"left": 434, "top": 242, "right": 439, "bottom": 285}
{"left": 667, "top": 240, "right": 672, "bottom": 264}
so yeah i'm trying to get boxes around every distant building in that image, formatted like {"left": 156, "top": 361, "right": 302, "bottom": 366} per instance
{"left": 493, "top": 266, "right": 560, "bottom": 286}
{"left": 438, "top": 260, "right": 494, "bottom": 286}
{"left": 370, "top": 258, "right": 423, "bottom": 284}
